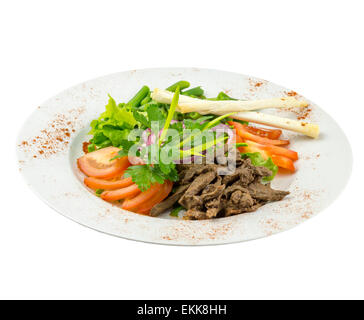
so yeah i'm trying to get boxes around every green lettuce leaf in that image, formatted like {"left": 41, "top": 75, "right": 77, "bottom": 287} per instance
{"left": 170, "top": 206, "right": 184, "bottom": 217}
{"left": 241, "top": 152, "right": 278, "bottom": 182}
{"left": 88, "top": 95, "right": 138, "bottom": 148}
{"left": 99, "top": 95, "right": 137, "bottom": 128}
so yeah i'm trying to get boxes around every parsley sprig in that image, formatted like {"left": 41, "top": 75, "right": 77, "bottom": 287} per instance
{"left": 113, "top": 88, "right": 234, "bottom": 191}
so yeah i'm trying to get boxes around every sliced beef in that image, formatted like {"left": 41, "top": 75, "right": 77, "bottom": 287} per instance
{"left": 185, "top": 209, "right": 208, "bottom": 220}
{"left": 224, "top": 184, "right": 249, "bottom": 198}
{"left": 205, "top": 196, "right": 225, "bottom": 218}
{"left": 225, "top": 202, "right": 264, "bottom": 216}
{"left": 221, "top": 170, "right": 240, "bottom": 185}
{"left": 201, "top": 177, "right": 225, "bottom": 202}
{"left": 150, "top": 184, "right": 189, "bottom": 217}
{"left": 253, "top": 165, "right": 273, "bottom": 178}
{"left": 247, "top": 181, "right": 289, "bottom": 202}
{"left": 178, "top": 164, "right": 218, "bottom": 184}
{"left": 222, "top": 158, "right": 265, "bottom": 186}
{"left": 178, "top": 170, "right": 217, "bottom": 209}
{"left": 151, "top": 155, "right": 289, "bottom": 219}
{"left": 223, "top": 185, "right": 256, "bottom": 216}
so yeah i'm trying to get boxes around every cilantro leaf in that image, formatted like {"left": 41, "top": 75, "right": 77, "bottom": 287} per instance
{"left": 111, "top": 139, "right": 138, "bottom": 159}
{"left": 146, "top": 103, "right": 166, "bottom": 127}
{"left": 124, "top": 164, "right": 178, "bottom": 191}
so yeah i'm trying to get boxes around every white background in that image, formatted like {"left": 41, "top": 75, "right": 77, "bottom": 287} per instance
{"left": 1, "top": 0, "right": 363, "bottom": 300}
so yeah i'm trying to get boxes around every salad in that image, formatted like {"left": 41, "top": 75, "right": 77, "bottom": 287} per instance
{"left": 77, "top": 81, "right": 318, "bottom": 219}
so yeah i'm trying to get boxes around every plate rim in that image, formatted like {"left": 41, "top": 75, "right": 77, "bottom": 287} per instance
{"left": 16, "top": 67, "right": 353, "bottom": 245}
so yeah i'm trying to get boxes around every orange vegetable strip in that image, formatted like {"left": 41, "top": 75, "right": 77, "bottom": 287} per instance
{"left": 271, "top": 154, "right": 295, "bottom": 172}
{"left": 262, "top": 144, "right": 298, "bottom": 161}
{"left": 242, "top": 140, "right": 298, "bottom": 161}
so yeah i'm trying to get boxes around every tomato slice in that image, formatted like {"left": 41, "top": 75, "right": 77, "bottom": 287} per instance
{"left": 135, "top": 180, "right": 173, "bottom": 214}
{"left": 244, "top": 125, "right": 282, "bottom": 140}
{"left": 121, "top": 183, "right": 162, "bottom": 211}
{"left": 271, "top": 154, "right": 296, "bottom": 172}
{"left": 137, "top": 208, "right": 151, "bottom": 215}
{"left": 101, "top": 184, "right": 141, "bottom": 202}
{"left": 228, "top": 121, "right": 289, "bottom": 146}
{"left": 235, "top": 134, "right": 246, "bottom": 153}
{"left": 84, "top": 176, "right": 134, "bottom": 190}
{"left": 77, "top": 147, "right": 130, "bottom": 179}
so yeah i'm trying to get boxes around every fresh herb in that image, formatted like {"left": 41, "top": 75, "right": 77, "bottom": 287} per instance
{"left": 117, "top": 89, "right": 233, "bottom": 191}
{"left": 182, "top": 86, "right": 204, "bottom": 97}
{"left": 208, "top": 91, "right": 237, "bottom": 101}
{"left": 208, "top": 92, "right": 250, "bottom": 126}
{"left": 89, "top": 95, "right": 137, "bottom": 149}
{"left": 126, "top": 85, "right": 150, "bottom": 109}
{"left": 86, "top": 81, "right": 271, "bottom": 192}
{"left": 186, "top": 112, "right": 202, "bottom": 120}
{"left": 166, "top": 80, "right": 190, "bottom": 92}
{"left": 87, "top": 143, "right": 96, "bottom": 153}
{"left": 140, "top": 92, "right": 151, "bottom": 105}
{"left": 159, "top": 86, "right": 180, "bottom": 146}
{"left": 170, "top": 206, "right": 184, "bottom": 217}
{"left": 236, "top": 142, "right": 248, "bottom": 148}
{"left": 124, "top": 164, "right": 178, "bottom": 192}
{"left": 95, "top": 189, "right": 104, "bottom": 196}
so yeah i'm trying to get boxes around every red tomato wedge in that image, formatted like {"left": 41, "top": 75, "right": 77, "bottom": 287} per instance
{"left": 101, "top": 184, "right": 141, "bottom": 202}
{"left": 271, "top": 154, "right": 296, "bottom": 172}
{"left": 228, "top": 121, "right": 289, "bottom": 146}
{"left": 84, "top": 176, "right": 134, "bottom": 190}
{"left": 134, "top": 180, "right": 173, "bottom": 214}
{"left": 138, "top": 208, "right": 151, "bottom": 215}
{"left": 121, "top": 183, "right": 163, "bottom": 211}
{"left": 243, "top": 125, "right": 282, "bottom": 140}
{"left": 77, "top": 147, "right": 130, "bottom": 179}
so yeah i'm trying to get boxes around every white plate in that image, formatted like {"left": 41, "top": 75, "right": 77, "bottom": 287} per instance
{"left": 16, "top": 68, "right": 352, "bottom": 245}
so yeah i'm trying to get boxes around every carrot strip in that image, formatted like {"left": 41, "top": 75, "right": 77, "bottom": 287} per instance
{"left": 261, "top": 144, "right": 298, "bottom": 161}
{"left": 101, "top": 184, "right": 141, "bottom": 202}
{"left": 242, "top": 139, "right": 298, "bottom": 161}
{"left": 271, "top": 154, "right": 296, "bottom": 172}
